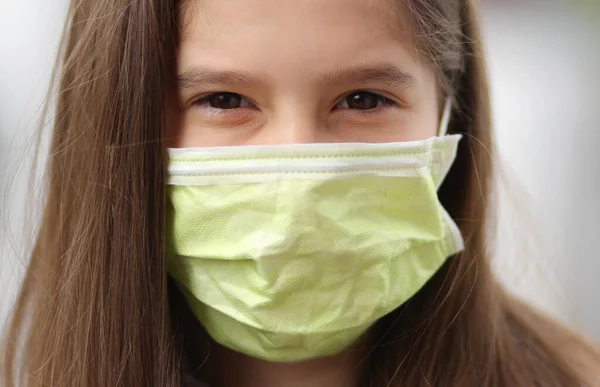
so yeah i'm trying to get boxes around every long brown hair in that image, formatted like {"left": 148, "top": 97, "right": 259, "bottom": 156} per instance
{"left": 2, "top": 0, "right": 599, "bottom": 386}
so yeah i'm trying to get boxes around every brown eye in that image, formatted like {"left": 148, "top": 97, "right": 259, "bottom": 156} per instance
{"left": 336, "top": 91, "right": 394, "bottom": 111}
{"left": 347, "top": 92, "right": 378, "bottom": 109}
{"left": 205, "top": 92, "right": 246, "bottom": 109}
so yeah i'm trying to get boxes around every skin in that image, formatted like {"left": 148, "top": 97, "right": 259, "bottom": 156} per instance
{"left": 173, "top": 0, "right": 440, "bottom": 385}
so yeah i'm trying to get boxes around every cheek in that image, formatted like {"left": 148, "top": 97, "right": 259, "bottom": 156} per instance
{"left": 403, "top": 105, "right": 440, "bottom": 140}
{"left": 324, "top": 111, "right": 420, "bottom": 143}
{"left": 168, "top": 113, "right": 224, "bottom": 148}
{"left": 407, "top": 71, "right": 441, "bottom": 140}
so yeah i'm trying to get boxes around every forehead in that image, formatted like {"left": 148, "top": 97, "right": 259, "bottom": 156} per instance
{"left": 177, "top": 0, "right": 425, "bottom": 78}
{"left": 180, "top": 0, "right": 401, "bottom": 39}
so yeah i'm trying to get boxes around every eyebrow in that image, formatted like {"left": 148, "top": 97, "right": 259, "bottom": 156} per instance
{"left": 323, "top": 63, "right": 416, "bottom": 89}
{"left": 177, "top": 68, "right": 268, "bottom": 89}
{"left": 177, "top": 63, "right": 416, "bottom": 90}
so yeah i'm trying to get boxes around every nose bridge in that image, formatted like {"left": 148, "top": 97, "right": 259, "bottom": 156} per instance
{"left": 268, "top": 101, "right": 320, "bottom": 145}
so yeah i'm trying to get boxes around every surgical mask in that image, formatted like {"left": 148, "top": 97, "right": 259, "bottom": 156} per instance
{"left": 166, "top": 101, "right": 464, "bottom": 362}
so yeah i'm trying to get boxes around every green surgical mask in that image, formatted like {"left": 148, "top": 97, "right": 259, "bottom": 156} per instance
{"left": 166, "top": 103, "right": 464, "bottom": 362}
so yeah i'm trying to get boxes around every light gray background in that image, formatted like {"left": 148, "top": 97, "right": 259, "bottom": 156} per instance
{"left": 1, "top": 1, "right": 599, "bottom": 342}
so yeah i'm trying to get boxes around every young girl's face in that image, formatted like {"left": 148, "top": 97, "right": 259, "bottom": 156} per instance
{"left": 173, "top": 0, "right": 440, "bottom": 148}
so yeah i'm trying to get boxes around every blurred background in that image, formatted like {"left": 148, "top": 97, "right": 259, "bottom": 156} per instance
{"left": 1, "top": 1, "right": 600, "bottom": 342}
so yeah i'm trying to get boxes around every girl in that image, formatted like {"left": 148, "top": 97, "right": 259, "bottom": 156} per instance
{"left": 2, "top": 0, "right": 599, "bottom": 386}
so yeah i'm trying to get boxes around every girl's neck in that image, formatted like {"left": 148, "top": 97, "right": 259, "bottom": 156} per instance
{"left": 202, "top": 341, "right": 367, "bottom": 387}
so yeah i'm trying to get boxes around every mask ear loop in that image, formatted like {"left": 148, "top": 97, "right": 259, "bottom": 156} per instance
{"left": 438, "top": 97, "right": 452, "bottom": 136}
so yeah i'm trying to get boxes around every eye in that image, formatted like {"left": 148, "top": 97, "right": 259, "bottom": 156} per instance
{"left": 335, "top": 91, "right": 396, "bottom": 111}
{"left": 193, "top": 92, "right": 254, "bottom": 110}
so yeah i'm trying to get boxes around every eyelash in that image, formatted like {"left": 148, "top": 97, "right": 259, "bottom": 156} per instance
{"left": 190, "top": 90, "right": 397, "bottom": 116}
